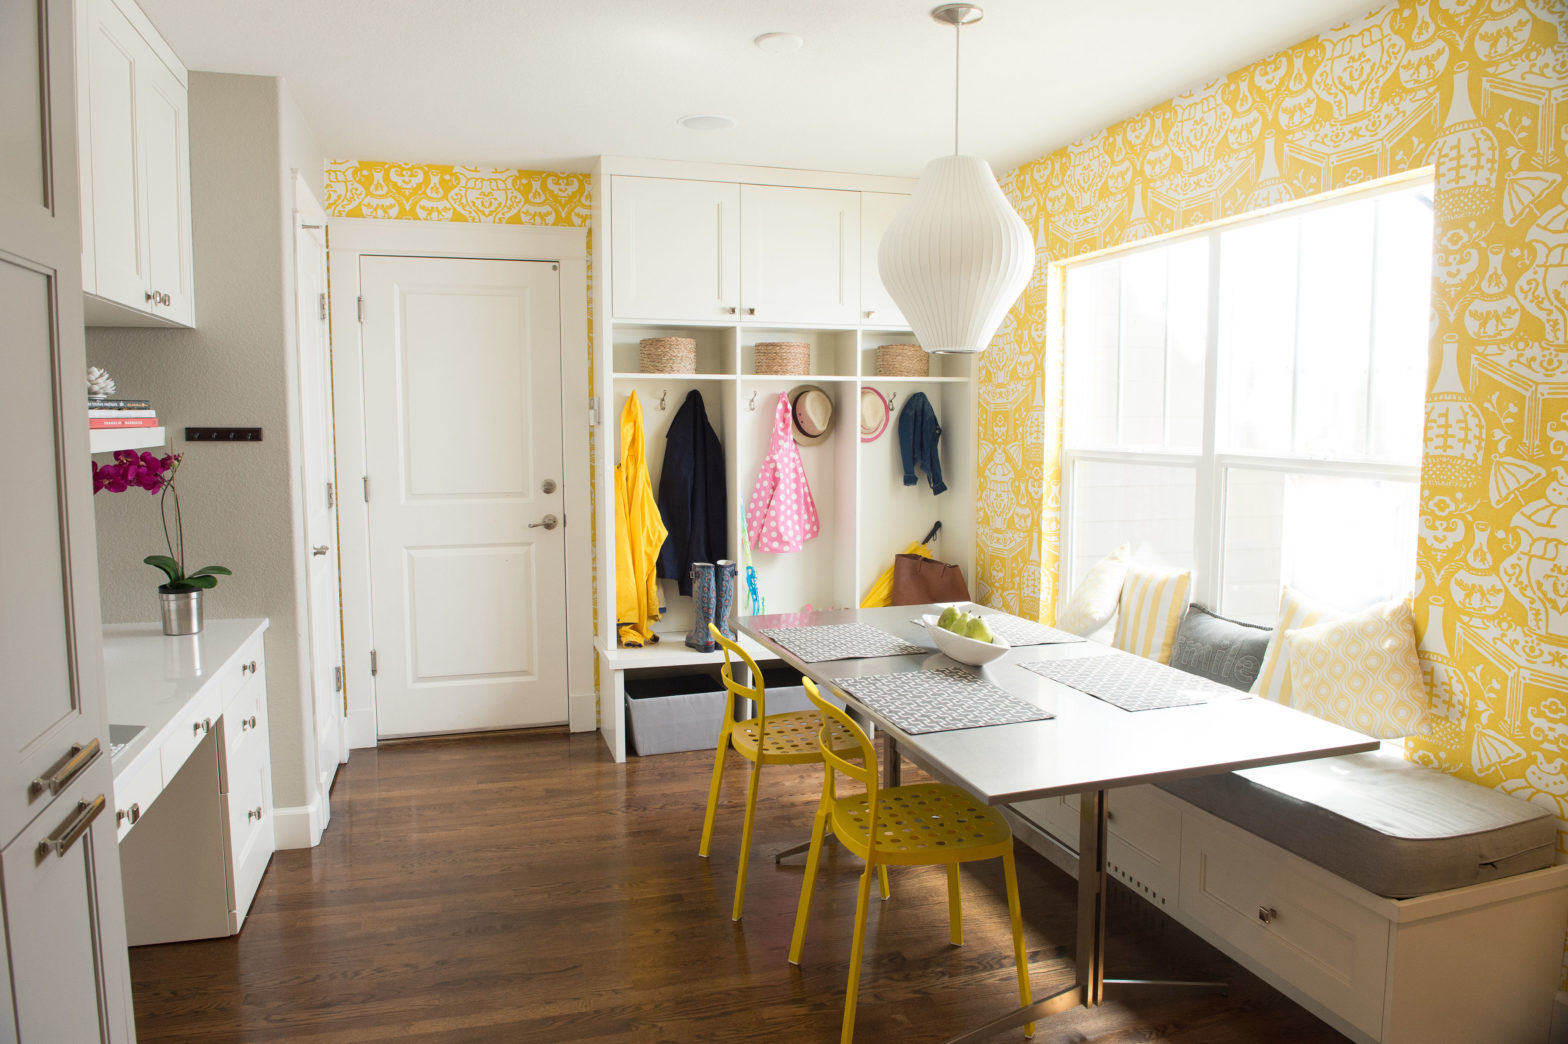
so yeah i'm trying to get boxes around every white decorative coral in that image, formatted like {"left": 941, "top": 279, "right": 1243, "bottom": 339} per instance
{"left": 87, "top": 366, "right": 116, "bottom": 398}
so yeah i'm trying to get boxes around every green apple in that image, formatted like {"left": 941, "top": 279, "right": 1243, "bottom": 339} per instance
{"left": 937, "top": 606, "right": 962, "bottom": 630}
{"left": 963, "top": 616, "right": 995, "bottom": 644}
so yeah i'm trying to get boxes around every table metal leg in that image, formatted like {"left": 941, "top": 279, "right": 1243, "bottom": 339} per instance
{"left": 1077, "top": 788, "right": 1109, "bottom": 1008}
{"left": 883, "top": 733, "right": 901, "bottom": 788}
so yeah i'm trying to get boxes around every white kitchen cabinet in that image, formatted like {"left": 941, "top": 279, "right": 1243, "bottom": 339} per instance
{"left": 740, "top": 184, "right": 860, "bottom": 327}
{"left": 76, "top": 0, "right": 194, "bottom": 327}
{"left": 860, "top": 191, "right": 910, "bottom": 328}
{"left": 610, "top": 176, "right": 740, "bottom": 322}
{"left": 0, "top": 0, "right": 133, "bottom": 1036}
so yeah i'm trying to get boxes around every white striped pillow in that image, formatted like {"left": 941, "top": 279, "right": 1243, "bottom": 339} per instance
{"left": 1111, "top": 564, "right": 1192, "bottom": 664}
{"left": 1250, "top": 586, "right": 1340, "bottom": 703}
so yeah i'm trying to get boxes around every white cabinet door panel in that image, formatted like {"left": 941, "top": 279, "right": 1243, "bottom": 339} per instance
{"left": 860, "top": 191, "right": 910, "bottom": 328}
{"left": 611, "top": 176, "right": 739, "bottom": 322}
{"left": 740, "top": 184, "right": 860, "bottom": 327}
{"left": 81, "top": 0, "right": 146, "bottom": 308}
{"left": 138, "top": 56, "right": 192, "bottom": 325}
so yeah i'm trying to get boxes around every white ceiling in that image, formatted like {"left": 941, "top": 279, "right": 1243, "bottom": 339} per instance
{"left": 139, "top": 0, "right": 1379, "bottom": 178}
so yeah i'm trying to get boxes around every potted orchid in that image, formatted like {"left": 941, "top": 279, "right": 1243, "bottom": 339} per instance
{"left": 93, "top": 450, "right": 231, "bottom": 635}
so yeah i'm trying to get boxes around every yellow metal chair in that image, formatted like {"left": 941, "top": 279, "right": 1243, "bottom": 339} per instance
{"left": 699, "top": 624, "right": 875, "bottom": 921}
{"left": 789, "top": 677, "right": 1034, "bottom": 1043}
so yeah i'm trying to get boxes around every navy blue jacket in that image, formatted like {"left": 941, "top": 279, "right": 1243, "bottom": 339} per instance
{"left": 656, "top": 390, "right": 728, "bottom": 595}
{"left": 898, "top": 392, "right": 946, "bottom": 495}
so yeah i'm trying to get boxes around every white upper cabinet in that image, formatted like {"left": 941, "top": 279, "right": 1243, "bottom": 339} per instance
{"left": 611, "top": 176, "right": 740, "bottom": 322}
{"left": 740, "top": 184, "right": 860, "bottom": 327}
{"left": 77, "top": 0, "right": 194, "bottom": 327}
{"left": 860, "top": 191, "right": 910, "bottom": 329}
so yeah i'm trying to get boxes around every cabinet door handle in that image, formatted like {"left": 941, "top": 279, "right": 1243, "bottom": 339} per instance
{"left": 30, "top": 738, "right": 101, "bottom": 797}
{"left": 145, "top": 289, "right": 156, "bottom": 303}
{"left": 745, "top": 306, "right": 756, "bottom": 316}
{"left": 38, "top": 795, "right": 106, "bottom": 858}
{"left": 116, "top": 802, "right": 142, "bottom": 826}
{"left": 193, "top": 717, "right": 212, "bottom": 736}
{"left": 247, "top": 806, "right": 263, "bottom": 822}
{"left": 865, "top": 309, "right": 876, "bottom": 319}
{"left": 242, "top": 660, "right": 258, "bottom": 675}
{"left": 312, "top": 544, "right": 330, "bottom": 556}
{"left": 1257, "top": 905, "right": 1278, "bottom": 925}
{"left": 241, "top": 714, "right": 258, "bottom": 731}
{"left": 724, "top": 306, "right": 737, "bottom": 315}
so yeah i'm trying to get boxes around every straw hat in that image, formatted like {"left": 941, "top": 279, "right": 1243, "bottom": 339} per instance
{"left": 789, "top": 385, "right": 835, "bottom": 446}
{"left": 859, "top": 387, "right": 890, "bottom": 442}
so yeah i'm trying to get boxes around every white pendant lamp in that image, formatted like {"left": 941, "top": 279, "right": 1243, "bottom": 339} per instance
{"left": 878, "top": 4, "right": 1034, "bottom": 355}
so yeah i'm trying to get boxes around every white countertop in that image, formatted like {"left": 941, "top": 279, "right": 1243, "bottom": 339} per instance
{"left": 103, "top": 618, "right": 269, "bottom": 782}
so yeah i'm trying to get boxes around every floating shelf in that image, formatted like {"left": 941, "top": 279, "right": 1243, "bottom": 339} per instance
{"left": 598, "top": 632, "right": 778, "bottom": 669}
{"left": 612, "top": 372, "right": 734, "bottom": 382}
{"left": 89, "top": 426, "right": 167, "bottom": 455}
{"left": 861, "top": 375, "right": 969, "bottom": 384}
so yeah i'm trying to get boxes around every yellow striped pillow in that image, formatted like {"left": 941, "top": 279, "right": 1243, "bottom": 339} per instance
{"left": 1111, "top": 564, "right": 1192, "bottom": 664}
{"left": 1250, "top": 586, "right": 1340, "bottom": 703}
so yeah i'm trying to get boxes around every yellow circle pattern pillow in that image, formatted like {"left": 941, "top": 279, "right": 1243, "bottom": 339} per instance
{"left": 1282, "top": 598, "right": 1428, "bottom": 740}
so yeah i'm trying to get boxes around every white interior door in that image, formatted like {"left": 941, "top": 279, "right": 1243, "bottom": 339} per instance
{"left": 294, "top": 201, "right": 345, "bottom": 803}
{"left": 361, "top": 255, "right": 567, "bottom": 737}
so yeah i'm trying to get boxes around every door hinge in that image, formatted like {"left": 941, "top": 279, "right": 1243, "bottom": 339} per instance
{"left": 362, "top": 476, "right": 370, "bottom": 502}
{"left": 357, "top": 295, "right": 365, "bottom": 322}
{"left": 588, "top": 396, "right": 600, "bottom": 427}
{"left": 370, "top": 650, "right": 378, "bottom": 676}
{"left": 326, "top": 481, "right": 335, "bottom": 508}
{"left": 319, "top": 292, "right": 328, "bottom": 321}
{"left": 334, "top": 665, "right": 343, "bottom": 693}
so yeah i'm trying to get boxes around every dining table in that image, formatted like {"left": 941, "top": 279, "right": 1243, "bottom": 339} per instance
{"left": 739, "top": 603, "right": 1379, "bottom": 1043}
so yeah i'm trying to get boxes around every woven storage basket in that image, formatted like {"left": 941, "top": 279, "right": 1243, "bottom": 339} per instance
{"left": 639, "top": 337, "right": 697, "bottom": 374}
{"left": 876, "top": 343, "right": 928, "bottom": 378}
{"left": 754, "top": 341, "right": 810, "bottom": 376}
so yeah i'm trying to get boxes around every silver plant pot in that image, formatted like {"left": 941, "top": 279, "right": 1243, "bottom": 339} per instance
{"left": 159, "top": 586, "right": 203, "bottom": 636}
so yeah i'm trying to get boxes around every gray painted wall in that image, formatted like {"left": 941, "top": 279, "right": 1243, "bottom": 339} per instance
{"left": 91, "top": 72, "right": 324, "bottom": 814}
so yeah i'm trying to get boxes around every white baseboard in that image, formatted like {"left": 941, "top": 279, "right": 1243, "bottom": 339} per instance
{"left": 347, "top": 706, "right": 377, "bottom": 749}
{"left": 272, "top": 794, "right": 326, "bottom": 850}
{"left": 1550, "top": 991, "right": 1568, "bottom": 1044}
{"left": 569, "top": 688, "right": 596, "bottom": 732}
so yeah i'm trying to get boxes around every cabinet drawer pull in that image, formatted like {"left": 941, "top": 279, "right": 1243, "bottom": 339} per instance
{"left": 241, "top": 659, "right": 259, "bottom": 676}
{"left": 30, "top": 738, "right": 101, "bottom": 797}
{"left": 116, "top": 802, "right": 142, "bottom": 827}
{"left": 1257, "top": 905, "right": 1278, "bottom": 925}
{"left": 745, "top": 306, "right": 756, "bottom": 316}
{"left": 193, "top": 717, "right": 212, "bottom": 736}
{"left": 39, "top": 795, "right": 106, "bottom": 858}
{"left": 241, "top": 714, "right": 258, "bottom": 731}
{"left": 247, "top": 806, "right": 263, "bottom": 822}
{"left": 724, "top": 306, "right": 736, "bottom": 315}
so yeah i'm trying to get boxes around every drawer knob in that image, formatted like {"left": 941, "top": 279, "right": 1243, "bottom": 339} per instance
{"left": 242, "top": 659, "right": 258, "bottom": 675}
{"left": 745, "top": 306, "right": 756, "bottom": 316}
{"left": 241, "top": 714, "right": 258, "bottom": 731}
{"left": 116, "top": 803, "right": 141, "bottom": 826}
{"left": 247, "top": 806, "right": 263, "bottom": 822}
{"left": 724, "top": 306, "right": 737, "bottom": 315}
{"left": 1257, "top": 905, "right": 1278, "bottom": 925}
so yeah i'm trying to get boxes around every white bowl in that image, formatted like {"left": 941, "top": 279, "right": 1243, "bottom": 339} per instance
{"left": 921, "top": 614, "right": 1011, "bottom": 666}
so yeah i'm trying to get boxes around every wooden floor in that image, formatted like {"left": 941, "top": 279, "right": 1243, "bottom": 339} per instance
{"left": 130, "top": 729, "right": 1347, "bottom": 1042}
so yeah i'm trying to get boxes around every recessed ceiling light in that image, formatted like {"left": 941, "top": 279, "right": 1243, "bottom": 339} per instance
{"left": 678, "top": 114, "right": 738, "bottom": 131}
{"left": 754, "top": 31, "right": 803, "bottom": 53}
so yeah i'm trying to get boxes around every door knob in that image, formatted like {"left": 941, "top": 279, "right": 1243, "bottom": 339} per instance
{"left": 312, "top": 544, "right": 330, "bottom": 556}
{"left": 529, "top": 514, "right": 560, "bottom": 531}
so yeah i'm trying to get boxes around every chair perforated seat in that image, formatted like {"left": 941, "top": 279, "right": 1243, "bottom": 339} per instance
{"left": 832, "top": 784, "right": 1013, "bottom": 865}
{"left": 733, "top": 711, "right": 860, "bottom": 763}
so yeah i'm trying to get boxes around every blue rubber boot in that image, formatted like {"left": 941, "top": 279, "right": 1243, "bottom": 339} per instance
{"left": 715, "top": 560, "right": 738, "bottom": 640}
{"left": 686, "top": 562, "right": 717, "bottom": 652}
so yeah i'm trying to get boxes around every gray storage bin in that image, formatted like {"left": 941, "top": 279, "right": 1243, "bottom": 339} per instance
{"left": 625, "top": 670, "right": 727, "bottom": 756}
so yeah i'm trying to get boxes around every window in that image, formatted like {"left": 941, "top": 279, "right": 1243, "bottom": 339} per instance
{"left": 1060, "top": 178, "right": 1434, "bottom": 625}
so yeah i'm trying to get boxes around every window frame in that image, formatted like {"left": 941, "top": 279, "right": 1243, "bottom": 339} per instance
{"left": 1058, "top": 173, "right": 1431, "bottom": 616}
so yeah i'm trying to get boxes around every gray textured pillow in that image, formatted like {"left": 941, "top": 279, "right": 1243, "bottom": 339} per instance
{"left": 1169, "top": 604, "right": 1272, "bottom": 692}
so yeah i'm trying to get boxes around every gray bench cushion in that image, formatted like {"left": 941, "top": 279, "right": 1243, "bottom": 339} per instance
{"left": 1168, "top": 604, "right": 1270, "bottom": 692}
{"left": 1160, "top": 744, "right": 1558, "bottom": 897}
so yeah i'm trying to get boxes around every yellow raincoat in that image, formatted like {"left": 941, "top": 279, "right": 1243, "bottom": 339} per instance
{"left": 616, "top": 391, "right": 668, "bottom": 646}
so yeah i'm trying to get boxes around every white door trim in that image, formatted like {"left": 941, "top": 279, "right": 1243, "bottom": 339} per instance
{"left": 327, "top": 219, "right": 594, "bottom": 748}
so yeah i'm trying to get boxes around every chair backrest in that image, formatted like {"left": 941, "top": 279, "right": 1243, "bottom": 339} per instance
{"left": 802, "top": 678, "right": 878, "bottom": 798}
{"left": 711, "top": 623, "right": 766, "bottom": 719}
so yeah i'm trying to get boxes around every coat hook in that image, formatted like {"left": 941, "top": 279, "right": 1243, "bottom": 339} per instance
{"left": 658, "top": 390, "right": 668, "bottom": 411}
{"left": 748, "top": 391, "right": 758, "bottom": 411}
{"left": 887, "top": 391, "right": 898, "bottom": 413}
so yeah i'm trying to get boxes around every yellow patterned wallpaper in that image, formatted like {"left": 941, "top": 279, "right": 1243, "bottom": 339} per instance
{"left": 977, "top": 0, "right": 1568, "bottom": 882}
{"left": 323, "top": 160, "right": 603, "bottom": 711}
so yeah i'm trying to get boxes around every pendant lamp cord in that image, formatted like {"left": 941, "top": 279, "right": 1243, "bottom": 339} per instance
{"left": 953, "top": 19, "right": 961, "bottom": 155}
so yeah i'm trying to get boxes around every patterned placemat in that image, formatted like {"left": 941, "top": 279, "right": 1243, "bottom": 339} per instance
{"left": 962, "top": 606, "right": 1085, "bottom": 647}
{"left": 761, "top": 623, "right": 931, "bottom": 663}
{"left": 1020, "top": 653, "right": 1247, "bottom": 712}
{"left": 832, "top": 667, "right": 1054, "bottom": 734}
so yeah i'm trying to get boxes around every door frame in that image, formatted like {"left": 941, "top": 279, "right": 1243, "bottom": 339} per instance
{"left": 327, "top": 219, "right": 593, "bottom": 748}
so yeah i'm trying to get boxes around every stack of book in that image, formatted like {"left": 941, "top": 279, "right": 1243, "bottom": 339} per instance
{"left": 88, "top": 398, "right": 159, "bottom": 429}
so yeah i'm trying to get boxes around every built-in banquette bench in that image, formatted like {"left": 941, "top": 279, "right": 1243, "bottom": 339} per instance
{"left": 1005, "top": 600, "right": 1568, "bottom": 1044}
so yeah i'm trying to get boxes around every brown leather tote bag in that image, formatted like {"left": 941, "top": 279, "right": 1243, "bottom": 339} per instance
{"left": 890, "top": 553, "right": 970, "bottom": 605}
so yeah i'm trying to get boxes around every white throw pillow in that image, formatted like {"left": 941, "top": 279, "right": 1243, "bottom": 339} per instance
{"left": 1283, "top": 598, "right": 1428, "bottom": 739}
{"left": 1056, "top": 544, "right": 1130, "bottom": 639}
{"left": 1250, "top": 586, "right": 1340, "bottom": 704}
